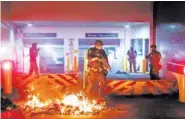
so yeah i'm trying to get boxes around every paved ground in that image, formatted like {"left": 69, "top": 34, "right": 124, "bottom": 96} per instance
{"left": 107, "top": 72, "right": 166, "bottom": 80}
{"left": 23, "top": 94, "right": 185, "bottom": 119}
{"left": 107, "top": 72, "right": 150, "bottom": 79}
{"left": 108, "top": 94, "right": 185, "bottom": 119}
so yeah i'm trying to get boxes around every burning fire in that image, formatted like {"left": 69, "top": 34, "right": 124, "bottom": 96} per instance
{"left": 59, "top": 92, "right": 106, "bottom": 115}
{"left": 15, "top": 77, "right": 107, "bottom": 115}
{"left": 17, "top": 92, "right": 107, "bottom": 115}
{"left": 26, "top": 94, "right": 52, "bottom": 108}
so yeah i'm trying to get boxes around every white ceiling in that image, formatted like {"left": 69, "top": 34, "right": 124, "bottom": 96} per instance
{"left": 11, "top": 21, "right": 149, "bottom": 28}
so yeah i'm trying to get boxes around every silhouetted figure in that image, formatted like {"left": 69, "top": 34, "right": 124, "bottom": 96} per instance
{"left": 146, "top": 45, "right": 162, "bottom": 80}
{"left": 29, "top": 43, "right": 39, "bottom": 75}
{"left": 127, "top": 47, "right": 137, "bottom": 73}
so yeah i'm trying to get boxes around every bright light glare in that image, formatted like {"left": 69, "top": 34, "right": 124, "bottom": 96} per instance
{"left": 28, "top": 23, "right": 32, "bottom": 27}
{"left": 3, "top": 61, "right": 12, "bottom": 70}
{"left": 125, "top": 25, "right": 130, "bottom": 28}
{"left": 43, "top": 46, "right": 58, "bottom": 61}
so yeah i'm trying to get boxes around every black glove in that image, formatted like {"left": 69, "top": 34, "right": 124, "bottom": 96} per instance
{"left": 146, "top": 55, "right": 149, "bottom": 59}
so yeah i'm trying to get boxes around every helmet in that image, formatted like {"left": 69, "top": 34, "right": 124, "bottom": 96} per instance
{"left": 94, "top": 40, "right": 103, "bottom": 45}
{"left": 150, "top": 44, "right": 157, "bottom": 48}
{"left": 32, "top": 43, "right": 37, "bottom": 47}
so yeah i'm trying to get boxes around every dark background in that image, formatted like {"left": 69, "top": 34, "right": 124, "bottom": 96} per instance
{"left": 153, "top": 2, "right": 185, "bottom": 78}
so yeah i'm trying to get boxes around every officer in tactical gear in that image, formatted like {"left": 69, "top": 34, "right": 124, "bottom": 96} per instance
{"left": 86, "top": 40, "right": 111, "bottom": 98}
{"left": 127, "top": 47, "right": 137, "bottom": 73}
{"left": 29, "top": 43, "right": 39, "bottom": 75}
{"left": 146, "top": 45, "right": 162, "bottom": 80}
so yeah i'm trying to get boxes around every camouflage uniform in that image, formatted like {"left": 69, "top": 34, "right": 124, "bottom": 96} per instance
{"left": 85, "top": 47, "right": 110, "bottom": 98}
{"left": 147, "top": 50, "right": 162, "bottom": 80}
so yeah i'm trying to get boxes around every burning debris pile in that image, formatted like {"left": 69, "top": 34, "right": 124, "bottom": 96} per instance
{"left": 16, "top": 92, "right": 107, "bottom": 115}
{"left": 15, "top": 77, "right": 107, "bottom": 115}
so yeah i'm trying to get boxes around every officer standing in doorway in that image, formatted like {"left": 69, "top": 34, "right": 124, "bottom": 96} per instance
{"left": 86, "top": 40, "right": 111, "bottom": 99}
{"left": 29, "top": 43, "right": 39, "bottom": 75}
{"left": 146, "top": 45, "right": 162, "bottom": 80}
{"left": 127, "top": 47, "right": 137, "bottom": 73}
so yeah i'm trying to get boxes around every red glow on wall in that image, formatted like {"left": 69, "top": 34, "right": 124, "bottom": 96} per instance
{"left": 1, "top": 1, "right": 154, "bottom": 45}
{"left": 3, "top": 1, "right": 153, "bottom": 22}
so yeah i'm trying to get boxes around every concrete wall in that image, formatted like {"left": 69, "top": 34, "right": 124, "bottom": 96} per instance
{"left": 1, "top": 1, "right": 11, "bottom": 20}
{"left": 131, "top": 24, "right": 150, "bottom": 39}
{"left": 8, "top": 1, "right": 153, "bottom": 22}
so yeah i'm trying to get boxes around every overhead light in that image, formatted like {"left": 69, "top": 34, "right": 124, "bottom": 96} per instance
{"left": 3, "top": 61, "right": 12, "bottom": 70}
{"left": 28, "top": 23, "right": 32, "bottom": 27}
{"left": 125, "top": 25, "right": 130, "bottom": 28}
